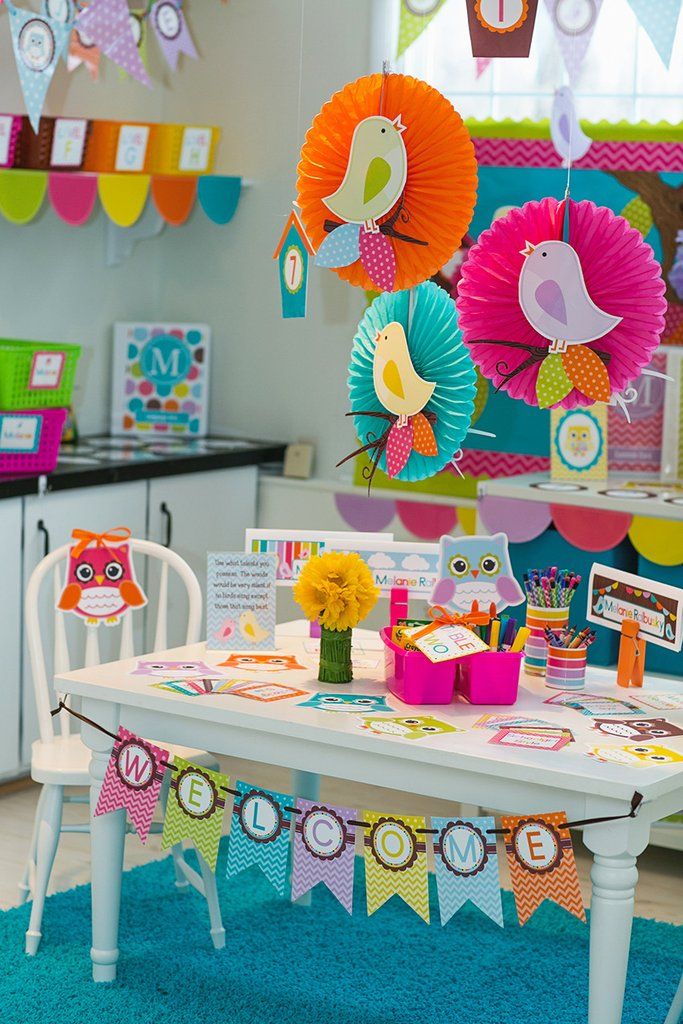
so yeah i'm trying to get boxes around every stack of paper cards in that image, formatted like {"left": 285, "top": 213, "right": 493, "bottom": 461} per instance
{"left": 152, "top": 678, "right": 241, "bottom": 697}
{"left": 488, "top": 726, "right": 574, "bottom": 751}
{"left": 407, "top": 624, "right": 488, "bottom": 663}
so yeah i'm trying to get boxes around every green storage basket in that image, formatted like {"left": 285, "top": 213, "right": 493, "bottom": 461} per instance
{"left": 0, "top": 340, "right": 81, "bottom": 409}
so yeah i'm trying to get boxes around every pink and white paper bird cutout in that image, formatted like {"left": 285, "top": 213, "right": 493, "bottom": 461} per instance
{"left": 518, "top": 239, "right": 622, "bottom": 354}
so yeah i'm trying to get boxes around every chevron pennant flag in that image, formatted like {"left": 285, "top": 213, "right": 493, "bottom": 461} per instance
{"left": 75, "top": 0, "right": 151, "bottom": 86}
{"left": 291, "top": 799, "right": 357, "bottom": 913}
{"left": 6, "top": 1, "right": 72, "bottom": 132}
{"left": 501, "top": 811, "right": 586, "bottom": 926}
{"left": 545, "top": 0, "right": 603, "bottom": 85}
{"left": 225, "top": 780, "right": 293, "bottom": 895}
{"left": 396, "top": 0, "right": 446, "bottom": 57}
{"left": 161, "top": 757, "right": 229, "bottom": 871}
{"left": 432, "top": 816, "right": 504, "bottom": 927}
{"left": 150, "top": 0, "right": 198, "bottom": 72}
{"left": 363, "top": 811, "right": 430, "bottom": 923}
{"left": 627, "top": 0, "right": 682, "bottom": 69}
{"left": 95, "top": 727, "right": 169, "bottom": 843}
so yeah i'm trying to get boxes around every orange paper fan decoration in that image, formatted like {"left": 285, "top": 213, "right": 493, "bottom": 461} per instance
{"left": 297, "top": 73, "right": 477, "bottom": 292}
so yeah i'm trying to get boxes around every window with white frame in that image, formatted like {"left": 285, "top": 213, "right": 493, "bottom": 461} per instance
{"left": 395, "top": 0, "right": 683, "bottom": 123}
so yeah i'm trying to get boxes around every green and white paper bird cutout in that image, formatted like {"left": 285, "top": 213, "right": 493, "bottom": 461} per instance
{"left": 323, "top": 114, "right": 407, "bottom": 231}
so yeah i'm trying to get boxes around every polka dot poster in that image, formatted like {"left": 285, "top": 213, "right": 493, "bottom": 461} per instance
{"left": 110, "top": 322, "right": 210, "bottom": 437}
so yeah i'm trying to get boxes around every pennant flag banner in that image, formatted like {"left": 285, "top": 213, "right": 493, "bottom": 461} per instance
{"left": 397, "top": 0, "right": 446, "bottom": 57}
{"left": 225, "top": 780, "right": 293, "bottom": 895}
{"left": 94, "top": 726, "right": 168, "bottom": 843}
{"left": 76, "top": 0, "right": 151, "bottom": 86}
{"left": 627, "top": 0, "right": 682, "bottom": 69}
{"left": 502, "top": 811, "right": 586, "bottom": 926}
{"left": 475, "top": 56, "right": 491, "bottom": 77}
{"left": 362, "top": 811, "right": 430, "bottom": 923}
{"left": 432, "top": 815, "right": 504, "bottom": 927}
{"left": 6, "top": 2, "right": 72, "bottom": 132}
{"left": 161, "top": 757, "right": 229, "bottom": 872}
{"left": 544, "top": 0, "right": 603, "bottom": 84}
{"left": 291, "top": 799, "right": 357, "bottom": 912}
{"left": 118, "top": 9, "right": 149, "bottom": 82}
{"left": 150, "top": 0, "right": 198, "bottom": 71}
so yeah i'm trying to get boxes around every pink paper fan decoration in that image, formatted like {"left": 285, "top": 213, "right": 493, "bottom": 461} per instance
{"left": 456, "top": 198, "right": 667, "bottom": 409}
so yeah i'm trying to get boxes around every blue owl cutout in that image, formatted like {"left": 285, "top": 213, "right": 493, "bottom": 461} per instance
{"left": 431, "top": 533, "right": 525, "bottom": 615}
{"left": 341, "top": 281, "right": 477, "bottom": 490}
{"left": 298, "top": 693, "right": 393, "bottom": 713}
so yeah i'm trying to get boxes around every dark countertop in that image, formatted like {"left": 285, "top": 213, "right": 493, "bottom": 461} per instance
{"left": 0, "top": 435, "right": 286, "bottom": 499}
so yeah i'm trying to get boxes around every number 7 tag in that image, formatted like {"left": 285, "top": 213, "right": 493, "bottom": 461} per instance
{"left": 273, "top": 209, "right": 315, "bottom": 319}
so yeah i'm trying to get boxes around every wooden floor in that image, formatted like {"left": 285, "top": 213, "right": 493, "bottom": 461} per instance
{"left": 2, "top": 760, "right": 681, "bottom": 924}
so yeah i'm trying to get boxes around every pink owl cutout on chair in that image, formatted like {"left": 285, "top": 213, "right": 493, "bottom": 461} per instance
{"left": 57, "top": 527, "right": 147, "bottom": 628}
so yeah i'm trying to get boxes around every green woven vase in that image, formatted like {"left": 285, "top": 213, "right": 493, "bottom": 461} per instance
{"left": 318, "top": 626, "right": 353, "bottom": 684}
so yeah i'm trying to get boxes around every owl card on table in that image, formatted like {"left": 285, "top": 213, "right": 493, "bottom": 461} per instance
{"left": 430, "top": 533, "right": 524, "bottom": 615}
{"left": 57, "top": 527, "right": 146, "bottom": 628}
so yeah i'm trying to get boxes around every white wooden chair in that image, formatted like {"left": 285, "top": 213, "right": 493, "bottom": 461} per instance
{"left": 21, "top": 537, "right": 225, "bottom": 955}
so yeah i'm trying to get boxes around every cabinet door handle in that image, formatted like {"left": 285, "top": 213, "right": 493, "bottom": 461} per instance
{"left": 160, "top": 502, "right": 173, "bottom": 548}
{"left": 37, "top": 519, "right": 50, "bottom": 558}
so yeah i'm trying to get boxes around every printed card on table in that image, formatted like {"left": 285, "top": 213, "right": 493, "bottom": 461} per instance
{"left": 206, "top": 552, "right": 276, "bottom": 652}
{"left": 544, "top": 691, "right": 644, "bottom": 717}
{"left": 245, "top": 528, "right": 393, "bottom": 585}
{"left": 587, "top": 563, "right": 683, "bottom": 653}
{"left": 359, "top": 715, "right": 461, "bottom": 741}
{"left": 328, "top": 537, "right": 439, "bottom": 597}
{"left": 488, "top": 726, "right": 574, "bottom": 751}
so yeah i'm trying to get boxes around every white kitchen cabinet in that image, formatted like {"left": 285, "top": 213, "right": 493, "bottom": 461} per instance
{"left": 0, "top": 499, "right": 23, "bottom": 780}
{"left": 147, "top": 467, "right": 258, "bottom": 645}
{"left": 21, "top": 481, "right": 148, "bottom": 765}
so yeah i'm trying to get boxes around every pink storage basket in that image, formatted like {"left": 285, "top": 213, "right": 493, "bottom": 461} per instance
{"left": 381, "top": 627, "right": 456, "bottom": 705}
{"left": 455, "top": 651, "right": 522, "bottom": 705}
{"left": 0, "top": 407, "right": 67, "bottom": 475}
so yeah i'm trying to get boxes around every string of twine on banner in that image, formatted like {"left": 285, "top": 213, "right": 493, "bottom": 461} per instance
{"left": 51, "top": 699, "right": 644, "bottom": 833}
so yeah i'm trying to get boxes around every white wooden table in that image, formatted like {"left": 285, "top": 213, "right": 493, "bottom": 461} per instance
{"left": 56, "top": 624, "right": 683, "bottom": 1024}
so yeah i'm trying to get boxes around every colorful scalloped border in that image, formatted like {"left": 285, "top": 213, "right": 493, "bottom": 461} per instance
{"left": 0, "top": 170, "right": 242, "bottom": 227}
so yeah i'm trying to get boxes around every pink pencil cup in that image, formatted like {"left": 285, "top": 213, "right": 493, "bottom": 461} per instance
{"left": 455, "top": 651, "right": 522, "bottom": 705}
{"left": 381, "top": 627, "right": 456, "bottom": 705}
{"left": 545, "top": 644, "right": 587, "bottom": 691}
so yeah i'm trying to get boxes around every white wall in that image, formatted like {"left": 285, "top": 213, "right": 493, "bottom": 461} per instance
{"left": 0, "top": 1, "right": 374, "bottom": 475}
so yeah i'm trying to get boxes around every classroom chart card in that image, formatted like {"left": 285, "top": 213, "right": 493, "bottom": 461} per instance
{"left": 587, "top": 563, "right": 683, "bottom": 652}
{"left": 207, "top": 552, "right": 276, "bottom": 651}
{"left": 245, "top": 529, "right": 393, "bottom": 584}
{"left": 327, "top": 538, "right": 439, "bottom": 597}
{"left": 110, "top": 323, "right": 210, "bottom": 437}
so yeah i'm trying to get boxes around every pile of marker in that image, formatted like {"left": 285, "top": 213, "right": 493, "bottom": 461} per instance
{"left": 544, "top": 626, "right": 596, "bottom": 650}
{"left": 472, "top": 615, "right": 530, "bottom": 653}
{"left": 523, "top": 566, "right": 582, "bottom": 609}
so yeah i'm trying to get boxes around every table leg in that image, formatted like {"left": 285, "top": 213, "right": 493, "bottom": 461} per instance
{"left": 583, "top": 817, "right": 650, "bottom": 1024}
{"left": 291, "top": 769, "right": 320, "bottom": 907}
{"left": 82, "top": 699, "right": 125, "bottom": 983}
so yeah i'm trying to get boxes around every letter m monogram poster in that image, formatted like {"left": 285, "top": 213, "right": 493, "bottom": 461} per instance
{"left": 110, "top": 322, "right": 211, "bottom": 437}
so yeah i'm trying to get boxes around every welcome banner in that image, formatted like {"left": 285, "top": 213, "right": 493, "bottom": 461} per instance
{"left": 225, "top": 781, "right": 294, "bottom": 895}
{"left": 95, "top": 726, "right": 168, "bottom": 843}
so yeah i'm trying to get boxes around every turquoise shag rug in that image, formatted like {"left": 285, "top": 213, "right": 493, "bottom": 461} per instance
{"left": 2, "top": 845, "right": 682, "bottom": 1024}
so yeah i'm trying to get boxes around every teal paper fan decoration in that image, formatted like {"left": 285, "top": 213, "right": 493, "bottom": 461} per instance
{"left": 342, "top": 281, "right": 476, "bottom": 488}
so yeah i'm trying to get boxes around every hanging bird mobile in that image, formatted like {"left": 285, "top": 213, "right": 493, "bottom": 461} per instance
{"left": 457, "top": 197, "right": 667, "bottom": 411}
{"left": 297, "top": 71, "right": 477, "bottom": 293}
{"left": 339, "top": 282, "right": 477, "bottom": 490}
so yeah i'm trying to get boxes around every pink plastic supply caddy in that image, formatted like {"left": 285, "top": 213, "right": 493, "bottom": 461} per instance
{"left": 0, "top": 407, "right": 67, "bottom": 475}
{"left": 381, "top": 629, "right": 522, "bottom": 706}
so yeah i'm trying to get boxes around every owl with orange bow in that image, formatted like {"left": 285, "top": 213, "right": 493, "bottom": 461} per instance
{"left": 57, "top": 528, "right": 147, "bottom": 627}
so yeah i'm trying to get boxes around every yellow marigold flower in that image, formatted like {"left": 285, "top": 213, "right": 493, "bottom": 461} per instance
{"left": 293, "top": 551, "right": 379, "bottom": 632}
